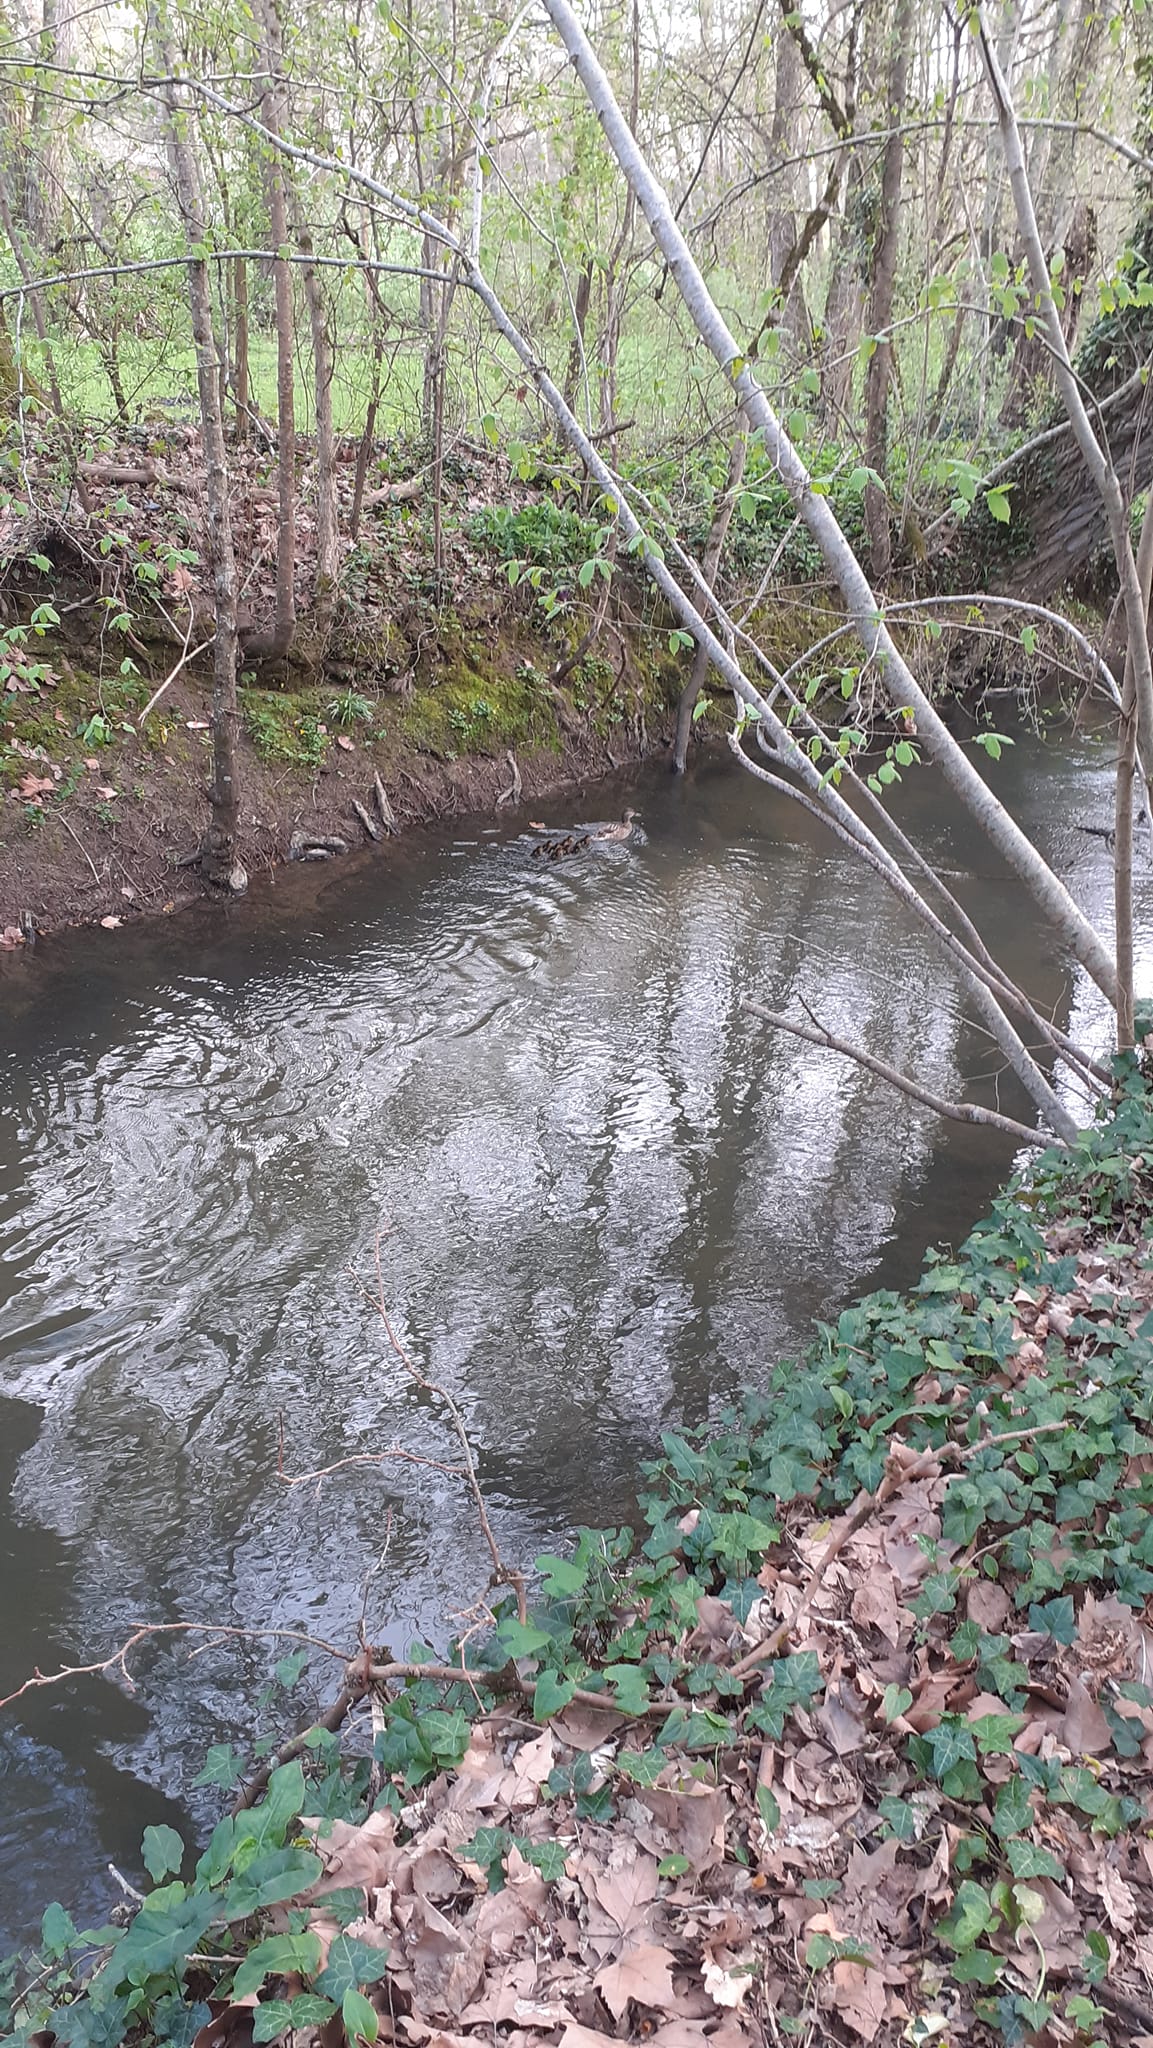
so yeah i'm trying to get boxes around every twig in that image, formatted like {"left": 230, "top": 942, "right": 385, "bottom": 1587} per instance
{"left": 359, "top": 1237, "right": 529, "bottom": 1625}
{"left": 279, "top": 1444, "right": 473, "bottom": 1487}
{"left": 0, "top": 1620, "right": 348, "bottom": 1710}
{"left": 108, "top": 1862, "right": 145, "bottom": 1903}
{"left": 747, "top": 1000, "right": 1047, "bottom": 1149}
{"left": 55, "top": 806, "right": 100, "bottom": 885}
{"left": 138, "top": 627, "right": 212, "bottom": 726}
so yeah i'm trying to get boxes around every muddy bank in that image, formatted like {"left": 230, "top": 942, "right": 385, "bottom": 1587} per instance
{"left": 0, "top": 677, "right": 674, "bottom": 941}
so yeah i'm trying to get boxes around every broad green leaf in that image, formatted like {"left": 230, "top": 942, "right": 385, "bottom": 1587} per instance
{"left": 41, "top": 1901, "right": 77, "bottom": 1955}
{"left": 108, "top": 1893, "right": 217, "bottom": 1989}
{"left": 141, "top": 1825, "right": 185, "bottom": 1884}
{"left": 219, "top": 1846, "right": 324, "bottom": 1920}
{"left": 534, "top": 1553, "right": 586, "bottom": 1598}
{"left": 342, "top": 1987, "right": 380, "bottom": 2045}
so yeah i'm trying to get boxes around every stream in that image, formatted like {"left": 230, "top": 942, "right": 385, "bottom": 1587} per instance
{"left": 0, "top": 727, "right": 1142, "bottom": 1945}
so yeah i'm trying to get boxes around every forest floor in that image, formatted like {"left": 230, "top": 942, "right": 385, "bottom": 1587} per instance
{"left": 0, "top": 427, "right": 703, "bottom": 941}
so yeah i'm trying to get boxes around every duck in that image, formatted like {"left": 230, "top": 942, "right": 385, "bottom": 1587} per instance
{"left": 529, "top": 808, "right": 640, "bottom": 861}
{"left": 591, "top": 806, "right": 640, "bottom": 844}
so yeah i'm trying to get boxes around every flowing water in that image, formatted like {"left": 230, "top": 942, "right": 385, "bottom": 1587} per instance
{"left": 0, "top": 728, "right": 1141, "bottom": 1943}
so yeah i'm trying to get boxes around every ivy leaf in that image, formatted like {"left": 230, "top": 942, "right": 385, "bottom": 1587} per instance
{"left": 233, "top": 1931, "right": 323, "bottom": 2002}
{"left": 315, "top": 1933, "right": 391, "bottom": 2003}
{"left": 194, "top": 1743, "right": 243, "bottom": 1790}
{"left": 938, "top": 1879, "right": 999, "bottom": 1952}
{"left": 1006, "top": 1838, "right": 1063, "bottom": 1881}
{"left": 533, "top": 1669, "right": 577, "bottom": 1720}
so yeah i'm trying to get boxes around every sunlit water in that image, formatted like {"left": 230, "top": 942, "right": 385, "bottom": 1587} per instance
{"left": 0, "top": 730, "right": 1143, "bottom": 1943}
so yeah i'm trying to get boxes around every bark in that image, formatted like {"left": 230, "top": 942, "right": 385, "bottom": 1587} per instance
{"left": 249, "top": 0, "right": 296, "bottom": 665}
{"left": 562, "top": 261, "right": 593, "bottom": 412}
{"left": 296, "top": 217, "right": 338, "bottom": 622}
{"left": 673, "top": 429, "right": 747, "bottom": 772}
{"left": 233, "top": 255, "right": 250, "bottom": 441}
{"left": 541, "top": 0, "right": 1118, "bottom": 1006}
{"left": 862, "top": 0, "right": 914, "bottom": 582}
{"left": 157, "top": 45, "right": 245, "bottom": 894}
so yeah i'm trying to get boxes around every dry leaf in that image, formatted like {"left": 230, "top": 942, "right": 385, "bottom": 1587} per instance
{"left": 702, "top": 1955, "right": 755, "bottom": 2009}
{"left": 831, "top": 1960, "right": 888, "bottom": 2043}
{"left": 99, "top": 915, "right": 121, "bottom": 929}
{"left": 594, "top": 1942, "right": 677, "bottom": 2019}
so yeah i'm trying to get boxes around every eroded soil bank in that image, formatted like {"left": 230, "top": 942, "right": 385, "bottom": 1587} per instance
{"left": 0, "top": 437, "right": 701, "bottom": 939}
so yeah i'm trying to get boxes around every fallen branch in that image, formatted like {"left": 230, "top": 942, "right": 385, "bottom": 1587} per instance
{"left": 0, "top": 1620, "right": 349, "bottom": 1711}
{"left": 138, "top": 624, "right": 212, "bottom": 727}
{"left": 373, "top": 771, "right": 398, "bottom": 834}
{"left": 746, "top": 999, "right": 1047, "bottom": 1148}
{"left": 496, "top": 750, "right": 522, "bottom": 807}
{"left": 351, "top": 798, "right": 381, "bottom": 842}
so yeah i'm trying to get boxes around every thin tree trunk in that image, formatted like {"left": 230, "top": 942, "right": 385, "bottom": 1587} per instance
{"left": 562, "top": 262, "right": 593, "bottom": 412}
{"left": 673, "top": 429, "right": 747, "bottom": 772}
{"left": 249, "top": 0, "right": 296, "bottom": 664}
{"left": 1113, "top": 490, "right": 1153, "bottom": 1048}
{"left": 157, "top": 33, "right": 245, "bottom": 893}
{"left": 233, "top": 255, "right": 250, "bottom": 441}
{"left": 296, "top": 218, "right": 338, "bottom": 623}
{"left": 863, "top": 0, "right": 914, "bottom": 582}
{"left": 979, "top": 20, "right": 1153, "bottom": 811}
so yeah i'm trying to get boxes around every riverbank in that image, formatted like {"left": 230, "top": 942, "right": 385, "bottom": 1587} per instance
{"left": 0, "top": 434, "right": 708, "bottom": 941}
{"left": 6, "top": 1056, "right": 1153, "bottom": 2047}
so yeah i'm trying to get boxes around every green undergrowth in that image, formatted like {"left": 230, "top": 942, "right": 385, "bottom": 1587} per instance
{"left": 7, "top": 1065, "right": 1153, "bottom": 2045}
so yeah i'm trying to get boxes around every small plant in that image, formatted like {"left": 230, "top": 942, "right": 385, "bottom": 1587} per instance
{"left": 325, "top": 690, "right": 374, "bottom": 730}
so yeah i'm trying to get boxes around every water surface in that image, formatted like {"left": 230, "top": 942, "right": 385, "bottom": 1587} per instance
{"left": 0, "top": 731, "right": 1137, "bottom": 1942}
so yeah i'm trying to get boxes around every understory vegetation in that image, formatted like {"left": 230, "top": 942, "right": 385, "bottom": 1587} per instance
{"left": 8, "top": 1058, "right": 1153, "bottom": 2047}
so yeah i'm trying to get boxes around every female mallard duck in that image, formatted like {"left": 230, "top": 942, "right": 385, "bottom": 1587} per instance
{"left": 530, "top": 809, "right": 639, "bottom": 860}
{"left": 591, "top": 807, "right": 640, "bottom": 844}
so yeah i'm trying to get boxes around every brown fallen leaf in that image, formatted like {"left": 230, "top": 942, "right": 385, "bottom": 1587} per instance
{"left": 830, "top": 1959, "right": 888, "bottom": 2043}
{"left": 594, "top": 1941, "right": 678, "bottom": 2020}
{"left": 1061, "top": 1674, "right": 1112, "bottom": 1756}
